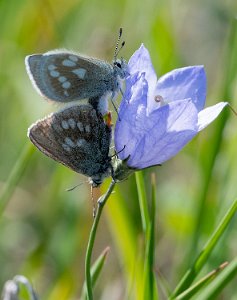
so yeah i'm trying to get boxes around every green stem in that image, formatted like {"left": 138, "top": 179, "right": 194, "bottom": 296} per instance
{"left": 135, "top": 171, "right": 149, "bottom": 235}
{"left": 175, "top": 262, "right": 228, "bottom": 300}
{"left": 196, "top": 257, "right": 237, "bottom": 299}
{"left": 85, "top": 180, "right": 116, "bottom": 300}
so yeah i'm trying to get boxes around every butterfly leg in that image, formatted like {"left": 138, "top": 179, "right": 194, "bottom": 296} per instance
{"left": 111, "top": 98, "right": 121, "bottom": 121}
{"left": 119, "top": 86, "right": 124, "bottom": 97}
{"left": 111, "top": 145, "right": 126, "bottom": 159}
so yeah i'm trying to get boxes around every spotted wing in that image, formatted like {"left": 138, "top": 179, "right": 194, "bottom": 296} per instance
{"left": 28, "top": 105, "right": 112, "bottom": 179}
{"left": 25, "top": 51, "right": 115, "bottom": 102}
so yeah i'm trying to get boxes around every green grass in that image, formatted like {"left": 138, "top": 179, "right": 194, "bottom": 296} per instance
{"left": 0, "top": 1, "right": 236, "bottom": 299}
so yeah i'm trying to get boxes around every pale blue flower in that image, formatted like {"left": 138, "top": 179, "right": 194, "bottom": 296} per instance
{"left": 114, "top": 44, "right": 228, "bottom": 169}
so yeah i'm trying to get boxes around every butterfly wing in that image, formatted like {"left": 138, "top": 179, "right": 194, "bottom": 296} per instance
{"left": 28, "top": 105, "right": 112, "bottom": 182}
{"left": 25, "top": 51, "right": 115, "bottom": 102}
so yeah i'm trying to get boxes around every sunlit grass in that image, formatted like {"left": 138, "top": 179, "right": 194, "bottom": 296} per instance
{"left": 0, "top": 1, "right": 236, "bottom": 299}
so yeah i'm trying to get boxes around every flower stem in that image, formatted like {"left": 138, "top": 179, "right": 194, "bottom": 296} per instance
{"left": 85, "top": 180, "right": 116, "bottom": 300}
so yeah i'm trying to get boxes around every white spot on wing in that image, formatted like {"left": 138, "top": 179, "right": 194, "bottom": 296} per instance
{"left": 50, "top": 70, "right": 60, "bottom": 77}
{"left": 77, "top": 122, "right": 84, "bottom": 131}
{"left": 58, "top": 76, "right": 67, "bottom": 83}
{"left": 61, "top": 120, "right": 69, "bottom": 129}
{"left": 62, "top": 59, "right": 76, "bottom": 67}
{"left": 85, "top": 124, "right": 90, "bottom": 133}
{"left": 52, "top": 123, "right": 62, "bottom": 131}
{"left": 69, "top": 55, "right": 79, "bottom": 62}
{"left": 77, "top": 138, "right": 86, "bottom": 147}
{"left": 65, "top": 137, "right": 75, "bottom": 147}
{"left": 68, "top": 118, "right": 76, "bottom": 129}
{"left": 62, "top": 143, "right": 71, "bottom": 152}
{"left": 48, "top": 64, "right": 56, "bottom": 71}
{"left": 62, "top": 81, "right": 71, "bottom": 89}
{"left": 64, "top": 91, "right": 69, "bottom": 97}
{"left": 72, "top": 68, "right": 86, "bottom": 79}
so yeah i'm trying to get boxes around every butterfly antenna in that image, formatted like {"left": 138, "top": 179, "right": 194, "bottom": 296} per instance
{"left": 117, "top": 41, "right": 125, "bottom": 59}
{"left": 66, "top": 182, "right": 85, "bottom": 192}
{"left": 114, "top": 28, "right": 123, "bottom": 61}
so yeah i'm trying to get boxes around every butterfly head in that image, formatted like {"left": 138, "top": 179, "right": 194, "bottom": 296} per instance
{"left": 113, "top": 58, "right": 128, "bottom": 79}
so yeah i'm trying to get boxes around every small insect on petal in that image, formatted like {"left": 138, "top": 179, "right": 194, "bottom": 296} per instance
{"left": 154, "top": 95, "right": 164, "bottom": 103}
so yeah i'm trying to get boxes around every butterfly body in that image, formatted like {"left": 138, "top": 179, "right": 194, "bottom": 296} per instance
{"left": 28, "top": 104, "right": 112, "bottom": 187}
{"left": 25, "top": 50, "right": 127, "bottom": 105}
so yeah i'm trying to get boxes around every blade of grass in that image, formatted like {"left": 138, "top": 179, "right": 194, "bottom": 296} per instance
{"left": 175, "top": 262, "right": 228, "bottom": 300}
{"left": 81, "top": 247, "right": 110, "bottom": 300}
{"left": 170, "top": 198, "right": 237, "bottom": 298}
{"left": 151, "top": 173, "right": 159, "bottom": 300}
{"left": 143, "top": 173, "right": 158, "bottom": 300}
{"left": 103, "top": 181, "right": 143, "bottom": 300}
{"left": 0, "top": 143, "right": 35, "bottom": 217}
{"left": 195, "top": 257, "right": 237, "bottom": 300}
{"left": 187, "top": 17, "right": 237, "bottom": 266}
{"left": 156, "top": 269, "right": 171, "bottom": 299}
{"left": 135, "top": 171, "right": 150, "bottom": 235}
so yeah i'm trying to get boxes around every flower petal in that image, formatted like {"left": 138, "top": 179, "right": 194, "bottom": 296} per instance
{"left": 115, "top": 74, "right": 148, "bottom": 159}
{"left": 122, "top": 72, "right": 141, "bottom": 103}
{"left": 124, "top": 99, "right": 199, "bottom": 168}
{"left": 128, "top": 44, "right": 157, "bottom": 104}
{"left": 149, "top": 66, "right": 206, "bottom": 113}
{"left": 197, "top": 102, "right": 228, "bottom": 132}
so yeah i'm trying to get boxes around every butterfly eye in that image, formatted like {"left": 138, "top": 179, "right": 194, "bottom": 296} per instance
{"left": 114, "top": 61, "right": 121, "bottom": 68}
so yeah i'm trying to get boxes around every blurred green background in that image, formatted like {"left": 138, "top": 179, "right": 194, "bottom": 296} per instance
{"left": 0, "top": 0, "right": 237, "bottom": 299}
